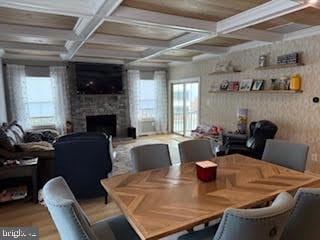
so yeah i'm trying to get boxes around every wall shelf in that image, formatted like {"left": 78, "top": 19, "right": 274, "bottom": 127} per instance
{"left": 255, "top": 63, "right": 304, "bottom": 70}
{"left": 209, "top": 90, "right": 303, "bottom": 94}
{"left": 209, "top": 70, "right": 241, "bottom": 75}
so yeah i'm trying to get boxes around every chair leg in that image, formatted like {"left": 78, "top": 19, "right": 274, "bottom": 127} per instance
{"left": 204, "top": 222, "right": 209, "bottom": 227}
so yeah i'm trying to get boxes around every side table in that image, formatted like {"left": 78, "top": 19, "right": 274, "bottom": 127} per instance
{"left": 0, "top": 158, "right": 38, "bottom": 203}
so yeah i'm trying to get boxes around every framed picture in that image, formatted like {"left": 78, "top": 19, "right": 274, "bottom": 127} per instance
{"left": 239, "top": 79, "right": 253, "bottom": 91}
{"left": 252, "top": 80, "right": 264, "bottom": 91}
{"left": 220, "top": 80, "right": 229, "bottom": 91}
{"left": 227, "top": 81, "right": 239, "bottom": 91}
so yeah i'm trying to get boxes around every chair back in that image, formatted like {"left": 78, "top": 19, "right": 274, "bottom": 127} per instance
{"left": 178, "top": 139, "right": 214, "bottom": 163}
{"left": 43, "top": 177, "right": 97, "bottom": 240}
{"left": 246, "top": 120, "right": 278, "bottom": 159}
{"left": 262, "top": 139, "right": 309, "bottom": 172}
{"left": 281, "top": 188, "right": 320, "bottom": 240}
{"left": 130, "top": 144, "right": 171, "bottom": 172}
{"left": 213, "top": 192, "right": 295, "bottom": 240}
{"left": 54, "top": 133, "right": 112, "bottom": 198}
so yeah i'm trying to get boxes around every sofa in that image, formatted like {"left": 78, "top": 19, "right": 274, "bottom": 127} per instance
{"left": 0, "top": 121, "right": 58, "bottom": 186}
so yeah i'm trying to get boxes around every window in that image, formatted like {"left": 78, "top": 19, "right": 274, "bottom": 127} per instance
{"left": 25, "top": 77, "right": 55, "bottom": 127}
{"left": 138, "top": 80, "right": 156, "bottom": 120}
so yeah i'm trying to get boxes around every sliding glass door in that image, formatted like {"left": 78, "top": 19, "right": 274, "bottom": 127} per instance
{"left": 172, "top": 81, "right": 199, "bottom": 136}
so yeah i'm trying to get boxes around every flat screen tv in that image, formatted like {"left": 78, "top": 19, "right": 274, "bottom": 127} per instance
{"left": 75, "top": 62, "right": 123, "bottom": 95}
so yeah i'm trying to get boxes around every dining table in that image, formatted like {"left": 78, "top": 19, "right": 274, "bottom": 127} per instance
{"left": 101, "top": 154, "right": 320, "bottom": 240}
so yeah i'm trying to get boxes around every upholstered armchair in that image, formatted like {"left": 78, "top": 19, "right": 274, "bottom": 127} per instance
{"left": 54, "top": 132, "right": 113, "bottom": 199}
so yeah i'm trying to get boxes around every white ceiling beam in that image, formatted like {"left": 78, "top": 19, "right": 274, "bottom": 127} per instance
{"left": 0, "top": 23, "right": 78, "bottom": 41}
{"left": 217, "top": 0, "right": 308, "bottom": 34}
{"left": 62, "top": 0, "right": 123, "bottom": 60}
{"left": 185, "top": 45, "right": 229, "bottom": 54}
{"left": 0, "top": 41, "right": 67, "bottom": 52}
{"left": 107, "top": 6, "right": 216, "bottom": 33}
{"left": 0, "top": 0, "right": 95, "bottom": 17}
{"left": 224, "top": 28, "right": 283, "bottom": 42}
{"left": 129, "top": 33, "right": 213, "bottom": 64}
{"left": 72, "top": 56, "right": 125, "bottom": 64}
{"left": 157, "top": 55, "right": 193, "bottom": 62}
{"left": 3, "top": 53, "right": 61, "bottom": 61}
{"left": 88, "top": 33, "right": 169, "bottom": 48}
{"left": 77, "top": 48, "right": 141, "bottom": 59}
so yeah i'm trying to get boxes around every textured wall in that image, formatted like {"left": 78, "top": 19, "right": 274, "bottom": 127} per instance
{"left": 68, "top": 63, "right": 129, "bottom": 137}
{"left": 169, "top": 35, "right": 320, "bottom": 174}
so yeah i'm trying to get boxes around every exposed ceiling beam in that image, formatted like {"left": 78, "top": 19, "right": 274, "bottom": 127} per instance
{"left": 129, "top": 33, "right": 213, "bottom": 64}
{"left": 107, "top": 6, "right": 217, "bottom": 33}
{"left": 185, "top": 45, "right": 229, "bottom": 54}
{"left": 72, "top": 56, "right": 125, "bottom": 64}
{"left": 3, "top": 53, "right": 61, "bottom": 61}
{"left": 77, "top": 48, "right": 141, "bottom": 59}
{"left": 62, "top": 0, "right": 123, "bottom": 60}
{"left": 217, "top": 0, "right": 308, "bottom": 34}
{"left": 88, "top": 34, "right": 169, "bottom": 48}
{"left": 223, "top": 28, "right": 283, "bottom": 42}
{"left": 157, "top": 55, "right": 193, "bottom": 62}
{"left": 0, "top": 41, "right": 66, "bottom": 52}
{"left": 0, "top": 23, "right": 77, "bottom": 41}
{"left": 0, "top": 0, "right": 95, "bottom": 17}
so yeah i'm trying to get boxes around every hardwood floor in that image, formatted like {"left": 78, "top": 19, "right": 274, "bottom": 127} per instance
{"left": 0, "top": 134, "right": 187, "bottom": 240}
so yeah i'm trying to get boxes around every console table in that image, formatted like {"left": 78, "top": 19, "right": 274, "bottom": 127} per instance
{"left": 0, "top": 159, "right": 38, "bottom": 203}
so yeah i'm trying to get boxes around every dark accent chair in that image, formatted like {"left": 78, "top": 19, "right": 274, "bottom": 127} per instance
{"left": 53, "top": 132, "right": 112, "bottom": 200}
{"left": 220, "top": 120, "right": 278, "bottom": 159}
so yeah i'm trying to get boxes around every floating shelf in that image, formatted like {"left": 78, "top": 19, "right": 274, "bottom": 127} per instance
{"left": 209, "top": 70, "right": 241, "bottom": 75}
{"left": 255, "top": 63, "right": 305, "bottom": 70}
{"left": 209, "top": 90, "right": 303, "bottom": 94}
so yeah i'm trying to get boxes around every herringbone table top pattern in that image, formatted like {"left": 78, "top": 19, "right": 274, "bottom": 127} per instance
{"left": 101, "top": 154, "right": 319, "bottom": 240}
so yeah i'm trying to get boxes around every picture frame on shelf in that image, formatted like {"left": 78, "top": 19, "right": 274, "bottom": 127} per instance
{"left": 227, "top": 81, "right": 239, "bottom": 91}
{"left": 252, "top": 80, "right": 264, "bottom": 91}
{"left": 220, "top": 80, "right": 229, "bottom": 91}
{"left": 239, "top": 79, "right": 253, "bottom": 91}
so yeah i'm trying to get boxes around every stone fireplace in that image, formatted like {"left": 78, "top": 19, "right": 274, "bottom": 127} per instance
{"left": 68, "top": 63, "right": 129, "bottom": 137}
{"left": 86, "top": 114, "right": 117, "bottom": 137}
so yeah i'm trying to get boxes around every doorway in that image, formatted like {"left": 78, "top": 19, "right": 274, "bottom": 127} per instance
{"left": 172, "top": 80, "right": 199, "bottom": 136}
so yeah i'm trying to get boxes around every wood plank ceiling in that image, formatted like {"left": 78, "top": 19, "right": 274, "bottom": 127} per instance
{"left": 0, "top": 0, "right": 319, "bottom": 65}
{"left": 122, "top": 0, "right": 269, "bottom": 21}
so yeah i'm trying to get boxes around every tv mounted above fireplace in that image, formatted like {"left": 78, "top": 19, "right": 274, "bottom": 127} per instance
{"left": 75, "top": 62, "right": 123, "bottom": 95}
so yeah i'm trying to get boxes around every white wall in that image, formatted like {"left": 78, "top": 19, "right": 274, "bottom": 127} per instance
{"left": 0, "top": 58, "right": 7, "bottom": 123}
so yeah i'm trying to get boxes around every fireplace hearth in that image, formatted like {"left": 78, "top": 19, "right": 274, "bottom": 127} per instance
{"left": 86, "top": 115, "right": 117, "bottom": 137}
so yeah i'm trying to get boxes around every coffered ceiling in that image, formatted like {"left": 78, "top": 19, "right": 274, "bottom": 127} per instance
{"left": 0, "top": 0, "right": 319, "bottom": 67}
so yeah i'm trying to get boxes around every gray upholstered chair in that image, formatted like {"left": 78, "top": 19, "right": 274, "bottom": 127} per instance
{"left": 178, "top": 192, "right": 295, "bottom": 240}
{"left": 262, "top": 139, "right": 309, "bottom": 172}
{"left": 178, "top": 139, "right": 214, "bottom": 163}
{"left": 130, "top": 143, "right": 172, "bottom": 172}
{"left": 43, "top": 177, "right": 139, "bottom": 240}
{"left": 281, "top": 188, "right": 320, "bottom": 240}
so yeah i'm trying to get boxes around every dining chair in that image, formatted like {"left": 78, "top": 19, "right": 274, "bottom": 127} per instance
{"left": 281, "top": 188, "right": 320, "bottom": 240}
{"left": 262, "top": 139, "right": 309, "bottom": 172}
{"left": 43, "top": 176, "right": 139, "bottom": 240}
{"left": 178, "top": 192, "right": 295, "bottom": 240}
{"left": 178, "top": 139, "right": 214, "bottom": 163}
{"left": 130, "top": 143, "right": 172, "bottom": 172}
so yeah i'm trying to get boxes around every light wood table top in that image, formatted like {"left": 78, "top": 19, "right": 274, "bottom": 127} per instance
{"left": 101, "top": 154, "right": 320, "bottom": 240}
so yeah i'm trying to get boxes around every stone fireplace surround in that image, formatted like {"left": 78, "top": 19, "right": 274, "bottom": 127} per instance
{"left": 68, "top": 63, "right": 129, "bottom": 137}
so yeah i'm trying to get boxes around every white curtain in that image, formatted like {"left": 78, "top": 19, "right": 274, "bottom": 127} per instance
{"left": 7, "top": 64, "right": 32, "bottom": 130}
{"left": 154, "top": 71, "right": 168, "bottom": 133}
{"left": 127, "top": 70, "right": 141, "bottom": 136}
{"left": 50, "top": 66, "right": 71, "bottom": 134}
